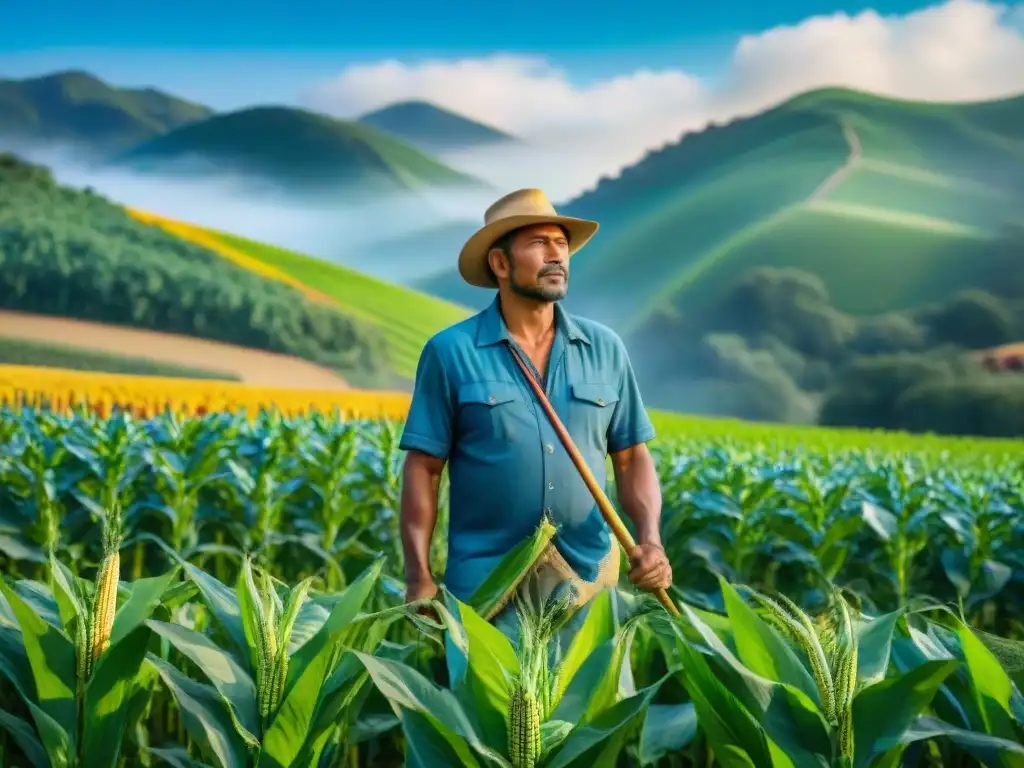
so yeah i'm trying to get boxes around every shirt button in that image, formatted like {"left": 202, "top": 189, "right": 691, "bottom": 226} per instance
{"left": 488, "top": 395, "right": 496, "bottom": 404}
{"left": 597, "top": 397, "right": 605, "bottom": 405}
{"left": 548, "top": 481, "right": 554, "bottom": 490}
{"left": 545, "top": 443, "right": 554, "bottom": 453}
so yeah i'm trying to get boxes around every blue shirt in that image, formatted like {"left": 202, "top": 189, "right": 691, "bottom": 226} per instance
{"left": 399, "top": 294, "right": 656, "bottom": 602}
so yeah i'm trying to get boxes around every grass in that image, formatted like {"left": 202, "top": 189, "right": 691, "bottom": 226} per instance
{"left": 0, "top": 337, "right": 240, "bottom": 380}
{"left": 126, "top": 211, "right": 473, "bottom": 381}
{"left": 659, "top": 202, "right": 992, "bottom": 319}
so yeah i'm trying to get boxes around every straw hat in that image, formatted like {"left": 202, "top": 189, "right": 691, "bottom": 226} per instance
{"left": 458, "top": 188, "right": 599, "bottom": 288}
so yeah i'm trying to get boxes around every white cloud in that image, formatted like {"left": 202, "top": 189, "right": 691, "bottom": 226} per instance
{"left": 301, "top": 0, "right": 1024, "bottom": 201}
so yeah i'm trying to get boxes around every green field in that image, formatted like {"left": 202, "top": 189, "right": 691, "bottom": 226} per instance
{"left": 0, "top": 337, "right": 240, "bottom": 380}
{"left": 198, "top": 227, "right": 473, "bottom": 380}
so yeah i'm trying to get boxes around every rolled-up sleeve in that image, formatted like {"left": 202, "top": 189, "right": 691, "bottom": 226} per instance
{"left": 399, "top": 339, "right": 455, "bottom": 460}
{"left": 607, "top": 338, "right": 656, "bottom": 453}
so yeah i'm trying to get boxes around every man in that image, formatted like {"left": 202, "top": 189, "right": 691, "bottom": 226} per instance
{"left": 398, "top": 187, "right": 671, "bottom": 637}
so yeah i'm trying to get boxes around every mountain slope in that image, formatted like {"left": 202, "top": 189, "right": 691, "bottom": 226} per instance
{"left": 111, "top": 106, "right": 485, "bottom": 196}
{"left": 0, "top": 70, "right": 213, "bottom": 153}
{"left": 357, "top": 100, "right": 517, "bottom": 152}
{"left": 416, "top": 86, "right": 1024, "bottom": 330}
{"left": 0, "top": 152, "right": 391, "bottom": 386}
{"left": 128, "top": 209, "right": 473, "bottom": 379}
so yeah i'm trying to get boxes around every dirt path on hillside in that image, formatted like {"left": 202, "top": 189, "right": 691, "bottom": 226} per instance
{"left": 0, "top": 311, "right": 350, "bottom": 389}
{"left": 808, "top": 118, "right": 863, "bottom": 201}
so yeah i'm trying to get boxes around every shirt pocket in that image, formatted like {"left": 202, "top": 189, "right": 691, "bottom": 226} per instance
{"left": 457, "top": 381, "right": 523, "bottom": 444}
{"left": 568, "top": 382, "right": 620, "bottom": 441}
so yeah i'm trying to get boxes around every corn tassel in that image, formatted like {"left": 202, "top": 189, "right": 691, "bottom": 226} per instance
{"left": 751, "top": 593, "right": 837, "bottom": 724}
{"left": 833, "top": 597, "right": 858, "bottom": 761}
{"left": 88, "top": 550, "right": 120, "bottom": 677}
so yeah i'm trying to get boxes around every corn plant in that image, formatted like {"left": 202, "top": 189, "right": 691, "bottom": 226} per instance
{"left": 669, "top": 578, "right": 1024, "bottom": 767}
{"left": 144, "top": 555, "right": 406, "bottom": 767}
{"left": 0, "top": 548, "right": 179, "bottom": 767}
{"left": 356, "top": 585, "right": 669, "bottom": 768}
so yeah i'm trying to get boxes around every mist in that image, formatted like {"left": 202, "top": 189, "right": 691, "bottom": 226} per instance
{"left": 2, "top": 124, "right": 682, "bottom": 288}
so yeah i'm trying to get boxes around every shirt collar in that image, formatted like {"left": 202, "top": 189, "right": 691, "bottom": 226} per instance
{"left": 474, "top": 294, "right": 591, "bottom": 347}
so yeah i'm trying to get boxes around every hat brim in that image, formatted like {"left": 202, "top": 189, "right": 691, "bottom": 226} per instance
{"left": 458, "top": 214, "right": 599, "bottom": 288}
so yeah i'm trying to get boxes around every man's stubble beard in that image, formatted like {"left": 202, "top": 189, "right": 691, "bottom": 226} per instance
{"left": 508, "top": 258, "right": 568, "bottom": 303}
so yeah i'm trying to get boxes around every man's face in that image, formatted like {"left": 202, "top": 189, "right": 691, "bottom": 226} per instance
{"left": 495, "top": 223, "right": 570, "bottom": 302}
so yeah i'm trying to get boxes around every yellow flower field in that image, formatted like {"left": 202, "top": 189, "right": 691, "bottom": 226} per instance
{"left": 0, "top": 364, "right": 412, "bottom": 420}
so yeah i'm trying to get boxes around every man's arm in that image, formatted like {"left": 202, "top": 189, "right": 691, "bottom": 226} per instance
{"left": 611, "top": 443, "right": 671, "bottom": 591}
{"left": 397, "top": 339, "right": 454, "bottom": 602}
{"left": 400, "top": 451, "right": 445, "bottom": 599}
{"left": 605, "top": 336, "right": 672, "bottom": 591}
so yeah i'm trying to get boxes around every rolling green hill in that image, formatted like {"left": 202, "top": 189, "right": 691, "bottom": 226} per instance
{"left": 415, "top": 86, "right": 1024, "bottom": 332}
{"left": 111, "top": 106, "right": 485, "bottom": 196}
{"left": 357, "top": 100, "right": 517, "bottom": 153}
{"left": 0, "top": 70, "right": 213, "bottom": 154}
{"left": 125, "top": 211, "right": 474, "bottom": 380}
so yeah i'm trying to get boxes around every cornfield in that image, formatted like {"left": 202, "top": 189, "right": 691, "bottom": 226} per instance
{"left": 1, "top": 401, "right": 1023, "bottom": 766}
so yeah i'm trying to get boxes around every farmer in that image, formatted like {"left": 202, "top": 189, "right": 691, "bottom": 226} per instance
{"left": 398, "top": 187, "right": 671, "bottom": 638}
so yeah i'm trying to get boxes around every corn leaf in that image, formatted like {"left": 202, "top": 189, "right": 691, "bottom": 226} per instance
{"left": 669, "top": 624, "right": 777, "bottom": 768}
{"left": 957, "top": 619, "right": 1021, "bottom": 744}
{"left": 145, "top": 620, "right": 260, "bottom": 744}
{"left": 544, "top": 677, "right": 666, "bottom": 768}
{"left": 352, "top": 650, "right": 507, "bottom": 768}
{"left": 894, "top": 715, "right": 1024, "bottom": 766}
{"left": 25, "top": 699, "right": 72, "bottom": 768}
{"left": 676, "top": 603, "right": 829, "bottom": 767}
{"left": 109, "top": 567, "right": 181, "bottom": 647}
{"left": 637, "top": 702, "right": 698, "bottom": 765}
{"left": 852, "top": 658, "right": 959, "bottom": 768}
{"left": 555, "top": 590, "right": 616, "bottom": 704}
{"left": 855, "top": 609, "right": 904, "bottom": 686}
{"left": 720, "top": 581, "right": 821, "bottom": 706}
{"left": 466, "top": 518, "right": 557, "bottom": 621}
{"left": 400, "top": 707, "right": 483, "bottom": 768}
{"left": 0, "top": 578, "right": 76, "bottom": 742}
{"left": 0, "top": 708, "right": 48, "bottom": 766}
{"left": 182, "top": 563, "right": 248, "bottom": 660}
{"left": 144, "top": 745, "right": 212, "bottom": 767}
{"left": 149, "top": 655, "right": 249, "bottom": 768}
{"left": 441, "top": 594, "right": 518, "bottom": 750}
{"left": 82, "top": 624, "right": 153, "bottom": 768}
{"left": 0, "top": 622, "right": 35, "bottom": 702}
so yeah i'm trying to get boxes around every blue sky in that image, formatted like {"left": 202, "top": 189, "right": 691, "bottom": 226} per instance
{"left": 3, "top": 0, "right": 945, "bottom": 109}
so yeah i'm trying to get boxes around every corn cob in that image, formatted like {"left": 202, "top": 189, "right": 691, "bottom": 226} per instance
{"left": 88, "top": 549, "right": 120, "bottom": 677}
{"left": 508, "top": 685, "right": 541, "bottom": 767}
{"left": 245, "top": 565, "right": 276, "bottom": 721}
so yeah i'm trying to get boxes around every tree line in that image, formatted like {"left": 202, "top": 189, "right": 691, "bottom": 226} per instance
{"left": 0, "top": 154, "right": 391, "bottom": 385}
{"left": 631, "top": 227, "right": 1024, "bottom": 438}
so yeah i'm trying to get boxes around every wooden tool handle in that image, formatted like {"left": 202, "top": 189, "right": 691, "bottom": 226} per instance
{"left": 509, "top": 347, "right": 679, "bottom": 616}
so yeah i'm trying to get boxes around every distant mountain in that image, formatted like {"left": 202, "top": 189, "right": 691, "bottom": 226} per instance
{"left": 356, "top": 100, "right": 517, "bottom": 153}
{"left": 416, "top": 86, "right": 1024, "bottom": 329}
{"left": 0, "top": 70, "right": 213, "bottom": 154}
{"left": 110, "top": 105, "right": 486, "bottom": 196}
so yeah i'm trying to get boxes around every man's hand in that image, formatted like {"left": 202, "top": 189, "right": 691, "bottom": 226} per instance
{"left": 627, "top": 543, "right": 672, "bottom": 591}
{"left": 405, "top": 576, "right": 439, "bottom": 604}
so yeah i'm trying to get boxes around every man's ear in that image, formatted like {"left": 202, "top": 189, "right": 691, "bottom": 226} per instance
{"left": 487, "top": 247, "right": 508, "bottom": 280}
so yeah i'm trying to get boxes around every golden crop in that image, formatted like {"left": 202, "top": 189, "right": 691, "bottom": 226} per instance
{"left": 0, "top": 364, "right": 412, "bottom": 421}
